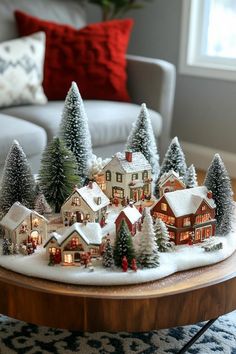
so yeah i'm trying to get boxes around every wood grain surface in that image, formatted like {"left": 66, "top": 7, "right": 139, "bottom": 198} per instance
{"left": 0, "top": 249, "right": 236, "bottom": 331}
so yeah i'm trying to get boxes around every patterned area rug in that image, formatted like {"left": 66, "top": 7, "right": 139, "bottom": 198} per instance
{"left": 0, "top": 311, "right": 236, "bottom": 354}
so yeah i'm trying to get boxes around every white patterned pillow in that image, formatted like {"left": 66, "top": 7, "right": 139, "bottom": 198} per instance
{"left": 0, "top": 32, "right": 47, "bottom": 107}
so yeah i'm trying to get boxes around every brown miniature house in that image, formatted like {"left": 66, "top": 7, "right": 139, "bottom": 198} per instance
{"left": 158, "top": 170, "right": 186, "bottom": 197}
{"left": 60, "top": 182, "right": 110, "bottom": 226}
{"left": 102, "top": 151, "right": 152, "bottom": 202}
{"left": 44, "top": 222, "right": 103, "bottom": 265}
{"left": 151, "top": 186, "right": 216, "bottom": 245}
{"left": 115, "top": 205, "right": 142, "bottom": 236}
{"left": 0, "top": 202, "right": 48, "bottom": 246}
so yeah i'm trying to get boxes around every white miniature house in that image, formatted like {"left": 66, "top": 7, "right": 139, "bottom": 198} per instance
{"left": 102, "top": 151, "right": 152, "bottom": 202}
{"left": 60, "top": 182, "right": 110, "bottom": 226}
{"left": 44, "top": 222, "right": 103, "bottom": 265}
{"left": 0, "top": 202, "right": 48, "bottom": 246}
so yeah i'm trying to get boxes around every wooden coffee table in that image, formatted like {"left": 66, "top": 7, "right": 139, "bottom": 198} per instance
{"left": 0, "top": 250, "right": 236, "bottom": 332}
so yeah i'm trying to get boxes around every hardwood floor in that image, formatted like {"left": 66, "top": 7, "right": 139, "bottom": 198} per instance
{"left": 197, "top": 170, "right": 236, "bottom": 196}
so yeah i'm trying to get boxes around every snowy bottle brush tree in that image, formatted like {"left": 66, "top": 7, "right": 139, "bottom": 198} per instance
{"left": 102, "top": 238, "right": 114, "bottom": 268}
{"left": 155, "top": 136, "right": 187, "bottom": 197}
{"left": 34, "top": 192, "right": 52, "bottom": 215}
{"left": 126, "top": 103, "right": 160, "bottom": 179}
{"left": 185, "top": 164, "right": 198, "bottom": 188}
{"left": 154, "top": 218, "right": 174, "bottom": 252}
{"left": 113, "top": 219, "right": 136, "bottom": 268}
{"left": 38, "top": 137, "right": 80, "bottom": 213}
{"left": 60, "top": 81, "right": 93, "bottom": 181}
{"left": 0, "top": 140, "right": 35, "bottom": 217}
{"left": 138, "top": 209, "right": 159, "bottom": 268}
{"left": 204, "top": 153, "right": 234, "bottom": 235}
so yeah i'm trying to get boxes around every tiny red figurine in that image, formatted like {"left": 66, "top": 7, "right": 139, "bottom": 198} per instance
{"left": 131, "top": 258, "right": 137, "bottom": 272}
{"left": 122, "top": 256, "right": 128, "bottom": 272}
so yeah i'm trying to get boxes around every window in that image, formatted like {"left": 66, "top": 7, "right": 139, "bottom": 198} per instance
{"left": 195, "top": 213, "right": 211, "bottom": 224}
{"left": 169, "top": 231, "right": 176, "bottom": 240}
{"left": 155, "top": 212, "right": 175, "bottom": 225}
{"left": 180, "top": 232, "right": 190, "bottom": 241}
{"left": 161, "top": 203, "right": 167, "bottom": 211}
{"left": 180, "top": 0, "right": 236, "bottom": 80}
{"left": 132, "top": 173, "right": 138, "bottom": 180}
{"left": 142, "top": 170, "right": 148, "bottom": 179}
{"left": 112, "top": 187, "right": 124, "bottom": 199}
{"left": 72, "top": 196, "right": 80, "bottom": 206}
{"left": 106, "top": 170, "right": 111, "bottom": 181}
{"left": 183, "top": 217, "right": 191, "bottom": 227}
{"left": 116, "top": 173, "right": 123, "bottom": 183}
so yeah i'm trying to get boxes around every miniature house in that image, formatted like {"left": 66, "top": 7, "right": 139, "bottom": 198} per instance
{"left": 151, "top": 186, "right": 216, "bottom": 245}
{"left": 158, "top": 170, "right": 186, "bottom": 197}
{"left": 44, "top": 222, "right": 102, "bottom": 265}
{"left": 0, "top": 202, "right": 48, "bottom": 246}
{"left": 60, "top": 182, "right": 110, "bottom": 226}
{"left": 115, "top": 205, "right": 142, "bottom": 236}
{"left": 102, "top": 151, "right": 152, "bottom": 202}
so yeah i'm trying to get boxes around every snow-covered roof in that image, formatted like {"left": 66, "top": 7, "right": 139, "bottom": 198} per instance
{"left": 57, "top": 222, "right": 102, "bottom": 246}
{"left": 117, "top": 205, "right": 142, "bottom": 224}
{"left": 162, "top": 186, "right": 216, "bottom": 217}
{"left": 64, "top": 182, "right": 109, "bottom": 212}
{"left": 105, "top": 152, "right": 151, "bottom": 173}
{"left": 44, "top": 232, "right": 62, "bottom": 248}
{"left": 159, "top": 170, "right": 185, "bottom": 187}
{"left": 0, "top": 202, "right": 48, "bottom": 231}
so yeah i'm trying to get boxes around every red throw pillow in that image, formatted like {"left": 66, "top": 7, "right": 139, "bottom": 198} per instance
{"left": 15, "top": 10, "right": 133, "bottom": 101}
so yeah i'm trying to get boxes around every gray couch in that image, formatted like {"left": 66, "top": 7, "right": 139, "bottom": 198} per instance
{"left": 0, "top": 0, "right": 176, "bottom": 173}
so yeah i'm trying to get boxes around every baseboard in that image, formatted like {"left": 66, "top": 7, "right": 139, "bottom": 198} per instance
{"left": 181, "top": 141, "right": 236, "bottom": 178}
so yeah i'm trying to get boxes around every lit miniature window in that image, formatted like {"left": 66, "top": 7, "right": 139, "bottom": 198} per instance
{"left": 132, "top": 173, "right": 138, "bottom": 180}
{"left": 72, "top": 197, "right": 80, "bottom": 206}
{"left": 169, "top": 231, "right": 175, "bottom": 240}
{"left": 142, "top": 170, "right": 148, "bottom": 179}
{"left": 202, "top": 205, "right": 206, "bottom": 211}
{"left": 106, "top": 170, "right": 111, "bottom": 181}
{"left": 161, "top": 203, "right": 167, "bottom": 211}
{"left": 33, "top": 218, "right": 39, "bottom": 227}
{"left": 116, "top": 173, "right": 123, "bottom": 182}
{"left": 180, "top": 232, "right": 189, "bottom": 241}
{"left": 183, "top": 217, "right": 191, "bottom": 227}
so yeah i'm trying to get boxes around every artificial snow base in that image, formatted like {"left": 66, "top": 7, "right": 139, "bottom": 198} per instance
{"left": 0, "top": 224, "right": 235, "bottom": 286}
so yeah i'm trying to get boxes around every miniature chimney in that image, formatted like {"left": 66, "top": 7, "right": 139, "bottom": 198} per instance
{"left": 125, "top": 151, "right": 132, "bottom": 162}
{"left": 207, "top": 190, "right": 213, "bottom": 199}
{"left": 88, "top": 181, "right": 93, "bottom": 189}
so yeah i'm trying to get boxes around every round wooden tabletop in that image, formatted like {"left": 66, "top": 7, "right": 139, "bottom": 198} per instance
{"left": 1, "top": 250, "right": 236, "bottom": 332}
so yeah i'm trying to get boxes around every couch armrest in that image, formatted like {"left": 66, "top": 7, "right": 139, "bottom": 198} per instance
{"left": 126, "top": 54, "right": 176, "bottom": 157}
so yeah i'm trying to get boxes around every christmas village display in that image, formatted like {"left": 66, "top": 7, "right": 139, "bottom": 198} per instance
{"left": 0, "top": 81, "right": 235, "bottom": 285}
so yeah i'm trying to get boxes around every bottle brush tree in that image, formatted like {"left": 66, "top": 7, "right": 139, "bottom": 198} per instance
{"left": 154, "top": 218, "right": 174, "bottom": 252}
{"left": 185, "top": 164, "right": 198, "bottom": 188}
{"left": 38, "top": 137, "right": 80, "bottom": 213}
{"left": 0, "top": 140, "right": 35, "bottom": 217}
{"left": 126, "top": 103, "right": 160, "bottom": 179}
{"left": 113, "top": 219, "right": 135, "bottom": 268}
{"left": 155, "top": 136, "right": 187, "bottom": 198}
{"left": 102, "top": 238, "right": 114, "bottom": 268}
{"left": 138, "top": 209, "right": 159, "bottom": 268}
{"left": 60, "top": 81, "right": 93, "bottom": 181}
{"left": 204, "top": 153, "right": 234, "bottom": 235}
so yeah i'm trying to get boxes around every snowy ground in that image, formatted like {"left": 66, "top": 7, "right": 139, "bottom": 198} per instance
{"left": 0, "top": 219, "right": 235, "bottom": 286}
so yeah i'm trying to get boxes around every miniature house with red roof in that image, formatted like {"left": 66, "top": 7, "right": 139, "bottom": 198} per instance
{"left": 151, "top": 186, "right": 216, "bottom": 245}
{"left": 44, "top": 222, "right": 102, "bottom": 265}
{"left": 102, "top": 151, "right": 152, "bottom": 202}
{"left": 60, "top": 182, "right": 110, "bottom": 226}
{"left": 0, "top": 202, "right": 48, "bottom": 246}
{"left": 115, "top": 205, "right": 142, "bottom": 236}
{"left": 158, "top": 170, "right": 186, "bottom": 197}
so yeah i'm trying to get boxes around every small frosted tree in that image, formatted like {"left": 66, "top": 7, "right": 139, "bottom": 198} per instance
{"left": 2, "top": 238, "right": 10, "bottom": 255}
{"left": 204, "top": 153, "right": 234, "bottom": 235}
{"left": 0, "top": 140, "right": 35, "bottom": 217}
{"left": 39, "top": 137, "right": 80, "bottom": 213}
{"left": 126, "top": 103, "right": 160, "bottom": 179}
{"left": 102, "top": 239, "right": 114, "bottom": 268}
{"left": 60, "top": 81, "right": 93, "bottom": 180}
{"left": 34, "top": 192, "right": 52, "bottom": 215}
{"left": 154, "top": 218, "right": 174, "bottom": 252}
{"left": 185, "top": 164, "right": 198, "bottom": 188}
{"left": 113, "top": 220, "right": 135, "bottom": 268}
{"left": 138, "top": 209, "right": 159, "bottom": 268}
{"left": 155, "top": 137, "right": 187, "bottom": 197}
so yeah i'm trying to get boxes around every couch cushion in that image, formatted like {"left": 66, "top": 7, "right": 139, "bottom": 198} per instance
{"left": 0, "top": 0, "right": 86, "bottom": 42}
{"left": 0, "top": 113, "right": 47, "bottom": 165}
{"left": 1, "top": 101, "right": 162, "bottom": 148}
